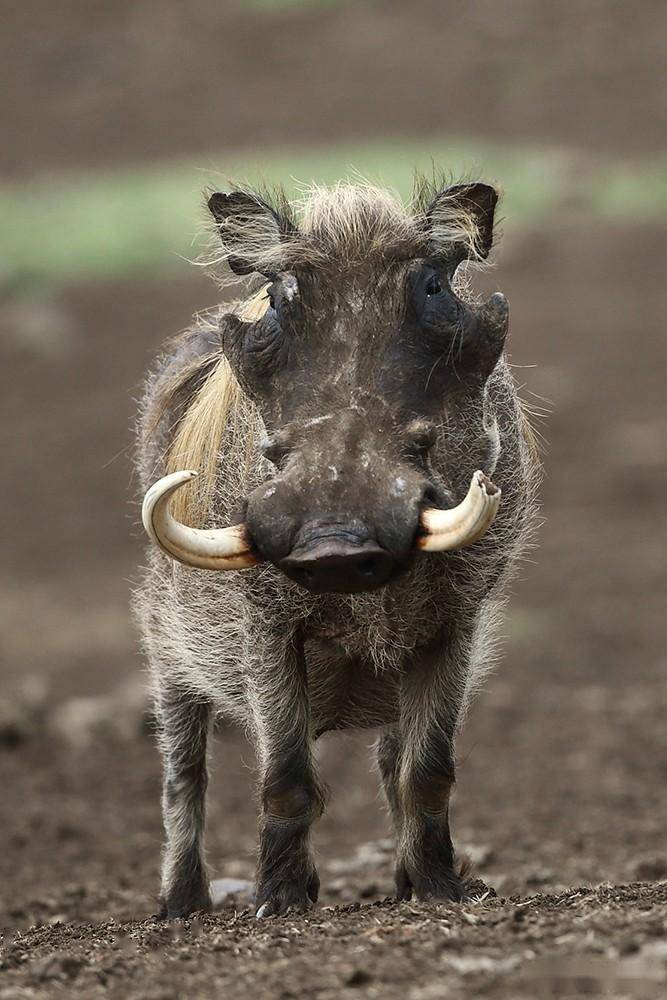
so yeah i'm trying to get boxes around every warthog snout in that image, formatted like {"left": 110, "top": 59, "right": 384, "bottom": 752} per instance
{"left": 243, "top": 414, "right": 426, "bottom": 593}
{"left": 280, "top": 524, "right": 397, "bottom": 594}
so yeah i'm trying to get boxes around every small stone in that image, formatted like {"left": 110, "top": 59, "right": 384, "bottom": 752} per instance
{"left": 462, "top": 843, "right": 495, "bottom": 867}
{"left": 0, "top": 678, "right": 48, "bottom": 747}
{"left": 49, "top": 678, "right": 148, "bottom": 748}
{"left": 632, "top": 855, "right": 667, "bottom": 882}
{"left": 210, "top": 878, "right": 254, "bottom": 908}
{"left": 328, "top": 877, "right": 348, "bottom": 896}
{"left": 617, "top": 937, "right": 640, "bottom": 955}
{"left": 29, "top": 953, "right": 83, "bottom": 983}
{"left": 525, "top": 868, "right": 555, "bottom": 887}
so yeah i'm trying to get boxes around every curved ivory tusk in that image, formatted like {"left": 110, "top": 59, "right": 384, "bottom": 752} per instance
{"left": 142, "top": 470, "right": 261, "bottom": 570}
{"left": 416, "top": 471, "right": 501, "bottom": 552}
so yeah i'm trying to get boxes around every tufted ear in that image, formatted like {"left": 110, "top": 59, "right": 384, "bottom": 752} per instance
{"left": 208, "top": 191, "right": 283, "bottom": 276}
{"left": 425, "top": 182, "right": 499, "bottom": 271}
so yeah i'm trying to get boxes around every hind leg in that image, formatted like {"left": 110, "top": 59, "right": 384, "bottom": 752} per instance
{"left": 376, "top": 727, "right": 403, "bottom": 833}
{"left": 155, "top": 687, "right": 212, "bottom": 918}
{"left": 378, "top": 721, "right": 461, "bottom": 902}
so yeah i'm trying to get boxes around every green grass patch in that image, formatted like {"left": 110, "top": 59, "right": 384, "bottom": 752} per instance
{"left": 1, "top": 138, "right": 664, "bottom": 291}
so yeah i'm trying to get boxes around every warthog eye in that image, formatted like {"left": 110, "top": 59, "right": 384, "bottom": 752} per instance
{"left": 410, "top": 266, "right": 460, "bottom": 331}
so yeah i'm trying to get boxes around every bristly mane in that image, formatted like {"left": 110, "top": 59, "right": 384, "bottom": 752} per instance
{"left": 202, "top": 174, "right": 495, "bottom": 282}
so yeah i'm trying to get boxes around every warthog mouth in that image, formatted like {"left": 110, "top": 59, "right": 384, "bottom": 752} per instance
{"left": 279, "top": 523, "right": 399, "bottom": 594}
{"left": 142, "top": 470, "right": 501, "bottom": 575}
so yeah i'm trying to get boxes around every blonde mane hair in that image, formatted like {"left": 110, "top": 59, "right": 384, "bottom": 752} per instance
{"left": 165, "top": 286, "right": 270, "bottom": 525}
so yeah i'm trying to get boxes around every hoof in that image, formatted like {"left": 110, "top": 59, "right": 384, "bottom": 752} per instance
{"left": 395, "top": 859, "right": 466, "bottom": 903}
{"left": 255, "top": 867, "right": 320, "bottom": 918}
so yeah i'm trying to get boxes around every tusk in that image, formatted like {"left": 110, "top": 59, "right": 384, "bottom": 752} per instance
{"left": 416, "top": 471, "right": 501, "bottom": 552}
{"left": 142, "top": 470, "right": 262, "bottom": 570}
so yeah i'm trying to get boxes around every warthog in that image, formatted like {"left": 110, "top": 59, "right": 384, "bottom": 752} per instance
{"left": 135, "top": 177, "right": 539, "bottom": 918}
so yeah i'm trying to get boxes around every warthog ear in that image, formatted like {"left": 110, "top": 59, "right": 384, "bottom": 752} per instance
{"left": 426, "top": 182, "right": 498, "bottom": 271}
{"left": 208, "top": 191, "right": 283, "bottom": 276}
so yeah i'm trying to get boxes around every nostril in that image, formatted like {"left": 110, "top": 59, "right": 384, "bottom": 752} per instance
{"left": 359, "top": 556, "right": 379, "bottom": 577}
{"left": 292, "top": 566, "right": 315, "bottom": 584}
{"left": 281, "top": 539, "right": 394, "bottom": 593}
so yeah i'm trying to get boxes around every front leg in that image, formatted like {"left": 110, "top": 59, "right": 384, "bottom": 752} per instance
{"left": 250, "top": 631, "right": 325, "bottom": 916}
{"left": 392, "top": 627, "right": 473, "bottom": 902}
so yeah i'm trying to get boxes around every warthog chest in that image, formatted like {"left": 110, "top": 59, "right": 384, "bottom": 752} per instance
{"left": 305, "top": 637, "right": 401, "bottom": 735}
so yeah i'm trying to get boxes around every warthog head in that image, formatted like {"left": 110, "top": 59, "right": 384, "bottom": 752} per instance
{"left": 143, "top": 180, "right": 507, "bottom": 593}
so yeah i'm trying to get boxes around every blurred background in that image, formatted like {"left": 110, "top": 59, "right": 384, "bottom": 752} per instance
{"left": 1, "top": 0, "right": 665, "bottom": 957}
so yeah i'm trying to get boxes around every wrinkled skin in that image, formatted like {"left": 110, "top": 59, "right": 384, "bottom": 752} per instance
{"left": 224, "top": 257, "right": 508, "bottom": 591}
{"left": 136, "top": 181, "right": 538, "bottom": 919}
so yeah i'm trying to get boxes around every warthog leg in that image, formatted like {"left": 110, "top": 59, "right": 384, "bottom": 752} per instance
{"left": 251, "top": 632, "right": 326, "bottom": 917}
{"left": 381, "top": 627, "right": 472, "bottom": 902}
{"left": 155, "top": 688, "right": 212, "bottom": 918}
{"left": 376, "top": 726, "right": 403, "bottom": 833}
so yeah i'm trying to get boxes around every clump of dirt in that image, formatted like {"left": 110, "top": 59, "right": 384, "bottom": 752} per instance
{"left": 2, "top": 883, "right": 666, "bottom": 999}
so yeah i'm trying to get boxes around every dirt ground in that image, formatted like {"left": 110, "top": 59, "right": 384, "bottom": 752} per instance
{"left": 2, "top": 2, "right": 667, "bottom": 997}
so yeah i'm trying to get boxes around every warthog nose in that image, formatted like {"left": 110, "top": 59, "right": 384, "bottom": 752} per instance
{"left": 281, "top": 539, "right": 395, "bottom": 594}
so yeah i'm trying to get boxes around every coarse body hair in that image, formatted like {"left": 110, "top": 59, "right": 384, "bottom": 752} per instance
{"left": 133, "top": 178, "right": 541, "bottom": 915}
